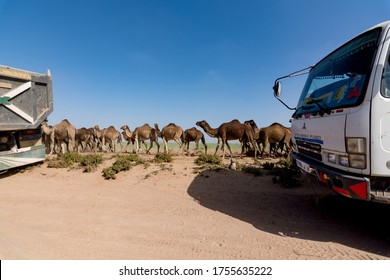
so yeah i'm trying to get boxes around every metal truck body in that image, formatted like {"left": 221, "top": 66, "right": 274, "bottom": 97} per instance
{"left": 273, "top": 21, "right": 390, "bottom": 204}
{"left": 0, "top": 65, "right": 53, "bottom": 171}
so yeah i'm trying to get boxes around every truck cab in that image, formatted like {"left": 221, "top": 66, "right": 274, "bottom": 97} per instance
{"left": 273, "top": 21, "right": 390, "bottom": 204}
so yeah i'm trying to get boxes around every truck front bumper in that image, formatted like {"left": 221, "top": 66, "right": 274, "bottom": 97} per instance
{"left": 291, "top": 152, "right": 371, "bottom": 201}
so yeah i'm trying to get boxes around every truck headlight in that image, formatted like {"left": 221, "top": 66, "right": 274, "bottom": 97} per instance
{"left": 349, "top": 154, "right": 366, "bottom": 169}
{"left": 347, "top": 137, "right": 366, "bottom": 153}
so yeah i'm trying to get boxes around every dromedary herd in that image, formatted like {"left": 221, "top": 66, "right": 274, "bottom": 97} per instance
{"left": 41, "top": 118, "right": 292, "bottom": 159}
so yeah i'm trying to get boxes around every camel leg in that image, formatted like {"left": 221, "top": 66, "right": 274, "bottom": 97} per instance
{"left": 123, "top": 142, "right": 129, "bottom": 153}
{"left": 214, "top": 139, "right": 221, "bottom": 156}
{"left": 146, "top": 140, "right": 153, "bottom": 154}
{"left": 101, "top": 137, "right": 106, "bottom": 152}
{"left": 174, "top": 138, "right": 183, "bottom": 153}
{"left": 240, "top": 141, "right": 245, "bottom": 158}
{"left": 61, "top": 141, "right": 66, "bottom": 154}
{"left": 49, "top": 133, "right": 55, "bottom": 155}
{"left": 201, "top": 138, "right": 207, "bottom": 154}
{"left": 117, "top": 141, "right": 122, "bottom": 153}
{"left": 163, "top": 139, "right": 169, "bottom": 153}
{"left": 155, "top": 141, "right": 160, "bottom": 154}
{"left": 221, "top": 141, "right": 226, "bottom": 159}
{"left": 134, "top": 138, "right": 139, "bottom": 154}
{"left": 225, "top": 141, "right": 234, "bottom": 158}
{"left": 263, "top": 141, "right": 270, "bottom": 157}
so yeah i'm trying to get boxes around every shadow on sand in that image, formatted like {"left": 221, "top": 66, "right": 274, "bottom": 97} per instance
{"left": 187, "top": 168, "right": 390, "bottom": 258}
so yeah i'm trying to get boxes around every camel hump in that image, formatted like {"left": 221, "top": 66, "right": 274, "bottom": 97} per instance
{"left": 167, "top": 123, "right": 176, "bottom": 126}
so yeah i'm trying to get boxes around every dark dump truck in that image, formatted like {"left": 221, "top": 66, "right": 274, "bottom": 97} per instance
{"left": 0, "top": 65, "right": 53, "bottom": 172}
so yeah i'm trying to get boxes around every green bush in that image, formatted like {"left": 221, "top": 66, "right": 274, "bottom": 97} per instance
{"left": 195, "top": 153, "right": 221, "bottom": 165}
{"left": 80, "top": 154, "right": 104, "bottom": 172}
{"left": 47, "top": 152, "right": 83, "bottom": 168}
{"left": 102, "top": 154, "right": 145, "bottom": 180}
{"left": 154, "top": 153, "right": 173, "bottom": 163}
{"left": 102, "top": 167, "right": 117, "bottom": 180}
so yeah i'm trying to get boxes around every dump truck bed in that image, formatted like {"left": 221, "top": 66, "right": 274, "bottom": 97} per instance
{"left": 0, "top": 65, "right": 53, "bottom": 131}
{"left": 0, "top": 65, "right": 53, "bottom": 171}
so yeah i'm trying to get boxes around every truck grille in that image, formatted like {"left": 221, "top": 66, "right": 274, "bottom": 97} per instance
{"left": 296, "top": 140, "right": 322, "bottom": 161}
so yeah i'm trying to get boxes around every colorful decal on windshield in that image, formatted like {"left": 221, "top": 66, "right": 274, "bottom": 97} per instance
{"left": 335, "top": 85, "right": 347, "bottom": 103}
{"left": 347, "top": 86, "right": 361, "bottom": 99}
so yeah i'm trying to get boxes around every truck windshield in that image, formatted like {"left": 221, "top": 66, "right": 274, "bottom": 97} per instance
{"left": 294, "top": 28, "right": 382, "bottom": 117}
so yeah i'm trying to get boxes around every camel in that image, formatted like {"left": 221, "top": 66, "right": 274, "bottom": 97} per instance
{"left": 130, "top": 124, "right": 160, "bottom": 154}
{"left": 183, "top": 127, "right": 207, "bottom": 154}
{"left": 75, "top": 127, "right": 96, "bottom": 152}
{"left": 196, "top": 119, "right": 259, "bottom": 159}
{"left": 93, "top": 125, "right": 121, "bottom": 152}
{"left": 245, "top": 120, "right": 292, "bottom": 157}
{"left": 47, "top": 119, "right": 77, "bottom": 154}
{"left": 120, "top": 125, "right": 134, "bottom": 152}
{"left": 243, "top": 119, "right": 262, "bottom": 153}
{"left": 93, "top": 125, "right": 106, "bottom": 151}
{"left": 154, "top": 123, "right": 185, "bottom": 154}
{"left": 41, "top": 120, "right": 53, "bottom": 154}
{"left": 258, "top": 122, "right": 292, "bottom": 157}
{"left": 120, "top": 124, "right": 149, "bottom": 153}
{"left": 104, "top": 126, "right": 122, "bottom": 152}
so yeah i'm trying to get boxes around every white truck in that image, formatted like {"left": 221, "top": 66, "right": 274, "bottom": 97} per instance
{"left": 0, "top": 65, "right": 53, "bottom": 172}
{"left": 273, "top": 21, "right": 390, "bottom": 204}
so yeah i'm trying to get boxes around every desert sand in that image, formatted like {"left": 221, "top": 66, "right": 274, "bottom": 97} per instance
{"left": 0, "top": 152, "right": 389, "bottom": 260}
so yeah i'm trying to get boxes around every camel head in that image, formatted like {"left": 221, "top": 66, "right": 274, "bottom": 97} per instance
{"left": 244, "top": 119, "right": 258, "bottom": 130}
{"left": 120, "top": 125, "right": 129, "bottom": 130}
{"left": 196, "top": 120, "right": 208, "bottom": 128}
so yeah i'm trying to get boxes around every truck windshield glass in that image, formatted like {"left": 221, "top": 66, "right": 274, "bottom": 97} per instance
{"left": 294, "top": 28, "right": 381, "bottom": 117}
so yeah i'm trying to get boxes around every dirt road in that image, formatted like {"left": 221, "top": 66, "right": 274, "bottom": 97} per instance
{"left": 0, "top": 155, "right": 389, "bottom": 259}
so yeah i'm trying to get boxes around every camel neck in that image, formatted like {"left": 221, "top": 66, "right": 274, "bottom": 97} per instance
{"left": 202, "top": 123, "right": 218, "bottom": 138}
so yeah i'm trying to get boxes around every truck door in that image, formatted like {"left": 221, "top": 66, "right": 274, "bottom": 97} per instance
{"left": 370, "top": 27, "right": 390, "bottom": 176}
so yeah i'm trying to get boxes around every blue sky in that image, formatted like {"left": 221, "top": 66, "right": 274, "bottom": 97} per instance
{"left": 1, "top": 0, "right": 389, "bottom": 142}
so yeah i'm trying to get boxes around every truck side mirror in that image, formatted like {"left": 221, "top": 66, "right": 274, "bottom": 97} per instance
{"left": 273, "top": 81, "right": 282, "bottom": 97}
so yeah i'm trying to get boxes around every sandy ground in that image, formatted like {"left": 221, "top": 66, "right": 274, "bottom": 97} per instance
{"left": 0, "top": 151, "right": 389, "bottom": 260}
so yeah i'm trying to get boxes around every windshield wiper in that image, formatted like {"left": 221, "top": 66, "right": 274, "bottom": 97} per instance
{"left": 292, "top": 97, "right": 332, "bottom": 118}
{"left": 292, "top": 104, "right": 315, "bottom": 118}
{"left": 305, "top": 98, "right": 331, "bottom": 116}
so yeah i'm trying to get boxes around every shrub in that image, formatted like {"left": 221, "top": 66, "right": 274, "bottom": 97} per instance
{"left": 102, "top": 167, "right": 118, "bottom": 180}
{"left": 193, "top": 153, "right": 224, "bottom": 173}
{"left": 154, "top": 153, "right": 173, "bottom": 163}
{"left": 80, "top": 154, "right": 104, "bottom": 172}
{"left": 195, "top": 154, "right": 221, "bottom": 165}
{"left": 101, "top": 154, "right": 145, "bottom": 180}
{"left": 47, "top": 152, "right": 83, "bottom": 168}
